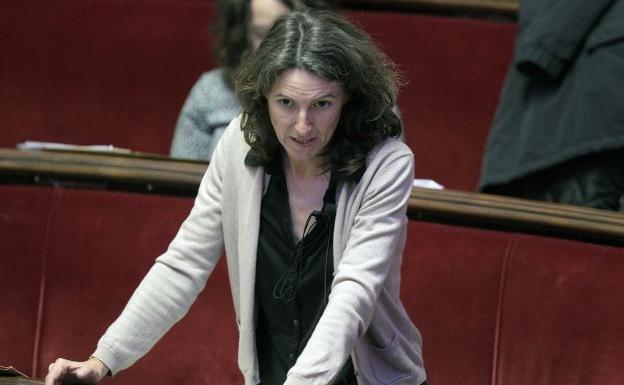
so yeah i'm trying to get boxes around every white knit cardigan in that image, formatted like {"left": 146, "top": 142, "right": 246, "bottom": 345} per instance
{"left": 94, "top": 116, "right": 426, "bottom": 385}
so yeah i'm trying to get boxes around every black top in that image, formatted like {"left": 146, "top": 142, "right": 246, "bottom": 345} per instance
{"left": 255, "top": 155, "right": 357, "bottom": 385}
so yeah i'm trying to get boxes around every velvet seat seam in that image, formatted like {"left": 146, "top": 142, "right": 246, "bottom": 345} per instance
{"left": 490, "top": 234, "right": 518, "bottom": 385}
{"left": 31, "top": 188, "right": 61, "bottom": 377}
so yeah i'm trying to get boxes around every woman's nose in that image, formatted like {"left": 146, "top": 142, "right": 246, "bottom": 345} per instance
{"left": 295, "top": 109, "right": 312, "bottom": 134}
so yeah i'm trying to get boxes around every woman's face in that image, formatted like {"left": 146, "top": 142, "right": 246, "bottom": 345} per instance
{"left": 248, "top": 0, "right": 290, "bottom": 52}
{"left": 267, "top": 68, "right": 347, "bottom": 168}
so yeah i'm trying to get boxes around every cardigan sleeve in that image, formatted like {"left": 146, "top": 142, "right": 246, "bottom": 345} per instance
{"left": 516, "top": 0, "right": 615, "bottom": 79}
{"left": 92, "top": 119, "right": 237, "bottom": 374}
{"left": 284, "top": 143, "right": 414, "bottom": 385}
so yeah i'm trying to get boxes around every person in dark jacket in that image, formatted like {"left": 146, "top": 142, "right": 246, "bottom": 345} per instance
{"left": 478, "top": 0, "right": 624, "bottom": 211}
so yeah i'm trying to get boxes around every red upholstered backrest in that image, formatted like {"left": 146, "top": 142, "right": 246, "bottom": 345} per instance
{"left": 0, "top": 186, "right": 55, "bottom": 374}
{"left": 403, "top": 221, "right": 513, "bottom": 385}
{"left": 495, "top": 235, "right": 624, "bottom": 385}
{"left": 0, "top": 186, "right": 240, "bottom": 383}
{"left": 402, "top": 222, "right": 624, "bottom": 385}
{"left": 34, "top": 188, "right": 240, "bottom": 384}
{"left": 0, "top": 0, "right": 216, "bottom": 155}
{"left": 3, "top": 183, "right": 624, "bottom": 384}
{"left": 346, "top": 11, "right": 516, "bottom": 190}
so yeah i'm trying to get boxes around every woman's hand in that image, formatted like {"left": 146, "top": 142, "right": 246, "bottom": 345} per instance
{"left": 45, "top": 357, "right": 109, "bottom": 385}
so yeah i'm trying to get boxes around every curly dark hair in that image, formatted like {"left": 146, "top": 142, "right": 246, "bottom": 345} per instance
{"left": 213, "top": 0, "right": 338, "bottom": 88}
{"left": 235, "top": 9, "right": 402, "bottom": 179}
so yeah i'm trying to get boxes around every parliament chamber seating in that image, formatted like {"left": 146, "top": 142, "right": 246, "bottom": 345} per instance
{"left": 3, "top": 1, "right": 624, "bottom": 385}
{"left": 2, "top": 181, "right": 624, "bottom": 385}
{"left": 0, "top": 0, "right": 516, "bottom": 191}
{"left": 0, "top": 185, "right": 240, "bottom": 384}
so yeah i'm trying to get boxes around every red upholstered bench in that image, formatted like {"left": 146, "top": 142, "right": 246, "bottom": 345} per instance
{"left": 0, "top": 185, "right": 240, "bottom": 384}
{"left": 405, "top": 221, "right": 624, "bottom": 385}
{"left": 3, "top": 184, "right": 624, "bottom": 385}
{"left": 346, "top": 11, "right": 516, "bottom": 190}
{"left": 404, "top": 222, "right": 511, "bottom": 385}
{"left": 0, "top": 0, "right": 217, "bottom": 155}
{"left": 493, "top": 235, "right": 624, "bottom": 385}
{"left": 0, "top": 186, "right": 55, "bottom": 374}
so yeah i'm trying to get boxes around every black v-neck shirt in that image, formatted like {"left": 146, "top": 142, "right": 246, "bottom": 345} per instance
{"left": 255, "top": 157, "right": 356, "bottom": 385}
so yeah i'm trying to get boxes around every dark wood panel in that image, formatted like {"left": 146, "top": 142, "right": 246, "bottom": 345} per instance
{"left": 0, "top": 148, "right": 207, "bottom": 195}
{"left": 409, "top": 187, "right": 624, "bottom": 245}
{"left": 0, "top": 377, "right": 42, "bottom": 385}
{"left": 342, "top": 0, "right": 518, "bottom": 17}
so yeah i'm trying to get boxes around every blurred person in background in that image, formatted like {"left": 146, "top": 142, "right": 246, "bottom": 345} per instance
{"left": 170, "top": 0, "right": 338, "bottom": 160}
{"left": 479, "top": 0, "right": 624, "bottom": 211}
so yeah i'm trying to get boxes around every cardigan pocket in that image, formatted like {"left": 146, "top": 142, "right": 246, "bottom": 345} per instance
{"left": 363, "top": 332, "right": 416, "bottom": 385}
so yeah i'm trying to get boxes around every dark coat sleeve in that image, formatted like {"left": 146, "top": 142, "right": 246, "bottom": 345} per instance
{"left": 516, "top": 0, "right": 616, "bottom": 79}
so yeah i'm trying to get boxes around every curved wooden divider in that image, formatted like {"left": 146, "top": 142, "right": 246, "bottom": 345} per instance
{"left": 2, "top": 148, "right": 623, "bottom": 245}
{"left": 0, "top": 148, "right": 204, "bottom": 195}
{"left": 409, "top": 188, "right": 624, "bottom": 245}
{"left": 0, "top": 377, "right": 42, "bottom": 385}
{"left": 342, "top": 0, "right": 518, "bottom": 17}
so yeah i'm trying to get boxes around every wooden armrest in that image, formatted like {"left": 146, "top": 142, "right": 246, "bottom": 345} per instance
{"left": 409, "top": 187, "right": 624, "bottom": 246}
{"left": 342, "top": 0, "right": 519, "bottom": 17}
{"left": 3, "top": 147, "right": 623, "bottom": 246}
{"left": 0, "top": 377, "right": 43, "bottom": 385}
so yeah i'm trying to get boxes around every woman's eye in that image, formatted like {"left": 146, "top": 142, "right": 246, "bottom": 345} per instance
{"left": 278, "top": 99, "right": 292, "bottom": 107}
{"left": 315, "top": 100, "right": 331, "bottom": 108}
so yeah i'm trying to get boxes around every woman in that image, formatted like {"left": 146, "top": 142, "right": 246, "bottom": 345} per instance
{"left": 46, "top": 10, "right": 426, "bottom": 385}
{"left": 169, "top": 0, "right": 338, "bottom": 160}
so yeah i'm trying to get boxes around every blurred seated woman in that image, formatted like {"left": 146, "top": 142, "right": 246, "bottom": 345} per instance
{"left": 169, "top": 0, "right": 337, "bottom": 160}
{"left": 46, "top": 9, "right": 426, "bottom": 385}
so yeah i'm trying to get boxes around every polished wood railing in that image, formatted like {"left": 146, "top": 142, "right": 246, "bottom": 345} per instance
{"left": 342, "top": 0, "right": 518, "bottom": 17}
{"left": 0, "top": 148, "right": 205, "bottom": 196}
{"left": 1, "top": 148, "right": 623, "bottom": 245}
{"left": 409, "top": 187, "right": 624, "bottom": 245}
{"left": 0, "top": 377, "right": 42, "bottom": 385}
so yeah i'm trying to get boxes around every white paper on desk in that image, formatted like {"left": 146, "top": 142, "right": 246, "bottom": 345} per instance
{"left": 413, "top": 179, "right": 444, "bottom": 190}
{"left": 17, "top": 141, "right": 132, "bottom": 154}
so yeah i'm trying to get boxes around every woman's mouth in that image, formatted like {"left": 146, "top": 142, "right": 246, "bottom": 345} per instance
{"left": 292, "top": 137, "right": 315, "bottom": 145}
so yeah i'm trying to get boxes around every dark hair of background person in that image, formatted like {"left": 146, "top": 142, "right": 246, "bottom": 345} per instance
{"left": 214, "top": 0, "right": 340, "bottom": 88}
{"left": 236, "top": 10, "right": 402, "bottom": 179}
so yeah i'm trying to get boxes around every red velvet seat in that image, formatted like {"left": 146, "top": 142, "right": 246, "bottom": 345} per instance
{"left": 33, "top": 188, "right": 240, "bottom": 384}
{"left": 346, "top": 11, "right": 516, "bottom": 190}
{"left": 404, "top": 221, "right": 513, "bottom": 385}
{"left": 3, "top": 184, "right": 624, "bottom": 384}
{"left": 403, "top": 223, "right": 624, "bottom": 385}
{"left": 0, "top": 0, "right": 217, "bottom": 155}
{"left": 0, "top": 186, "right": 240, "bottom": 383}
{"left": 0, "top": 186, "right": 55, "bottom": 374}
{"left": 496, "top": 235, "right": 624, "bottom": 385}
